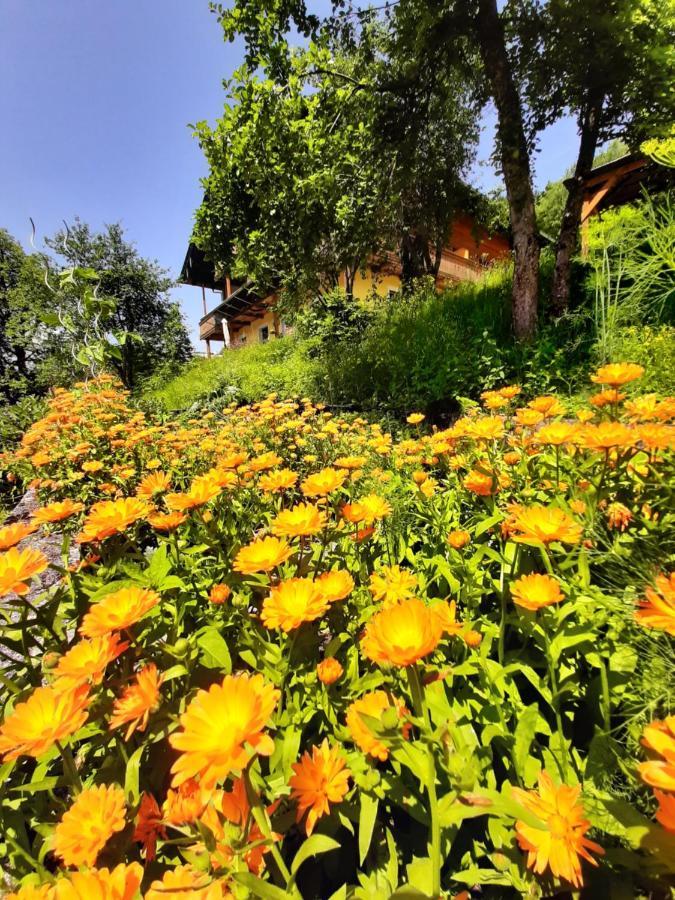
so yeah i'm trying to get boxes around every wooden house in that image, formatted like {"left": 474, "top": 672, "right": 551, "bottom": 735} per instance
{"left": 180, "top": 213, "right": 511, "bottom": 356}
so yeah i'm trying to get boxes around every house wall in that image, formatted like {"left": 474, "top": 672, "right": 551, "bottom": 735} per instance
{"left": 342, "top": 269, "right": 402, "bottom": 300}
{"left": 228, "top": 306, "right": 278, "bottom": 347}
{"left": 447, "top": 215, "right": 511, "bottom": 262}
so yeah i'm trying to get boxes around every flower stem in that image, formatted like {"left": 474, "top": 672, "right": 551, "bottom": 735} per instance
{"left": 540, "top": 623, "right": 569, "bottom": 783}
{"left": 243, "top": 765, "right": 297, "bottom": 894}
{"left": 407, "top": 664, "right": 441, "bottom": 898}
{"left": 56, "top": 740, "right": 82, "bottom": 794}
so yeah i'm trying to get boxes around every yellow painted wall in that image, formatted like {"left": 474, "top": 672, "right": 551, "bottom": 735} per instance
{"left": 340, "top": 269, "right": 401, "bottom": 301}
{"left": 229, "top": 307, "right": 277, "bottom": 347}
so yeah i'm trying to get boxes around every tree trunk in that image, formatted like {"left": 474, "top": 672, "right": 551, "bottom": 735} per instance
{"left": 475, "top": 0, "right": 539, "bottom": 340}
{"left": 551, "top": 97, "right": 603, "bottom": 315}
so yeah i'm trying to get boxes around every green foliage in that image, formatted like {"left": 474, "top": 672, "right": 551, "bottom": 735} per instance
{"left": 599, "top": 325, "right": 675, "bottom": 394}
{"left": 146, "top": 335, "right": 322, "bottom": 412}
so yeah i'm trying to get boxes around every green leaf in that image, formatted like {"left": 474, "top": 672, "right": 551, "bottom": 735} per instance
{"left": 513, "top": 704, "right": 542, "bottom": 779}
{"left": 197, "top": 628, "right": 232, "bottom": 672}
{"left": 358, "top": 793, "right": 378, "bottom": 864}
{"left": 124, "top": 745, "right": 145, "bottom": 804}
{"left": 233, "top": 872, "right": 289, "bottom": 900}
{"left": 290, "top": 834, "right": 340, "bottom": 876}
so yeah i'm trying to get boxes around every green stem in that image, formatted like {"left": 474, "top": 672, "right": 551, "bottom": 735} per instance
{"left": 599, "top": 656, "right": 611, "bottom": 734}
{"left": 540, "top": 624, "right": 569, "bottom": 783}
{"left": 56, "top": 740, "right": 82, "bottom": 794}
{"left": 407, "top": 664, "right": 441, "bottom": 898}
{"left": 243, "top": 765, "right": 297, "bottom": 894}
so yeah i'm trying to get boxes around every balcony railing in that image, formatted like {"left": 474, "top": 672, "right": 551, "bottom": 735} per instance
{"left": 436, "top": 251, "right": 484, "bottom": 283}
{"left": 199, "top": 313, "right": 225, "bottom": 341}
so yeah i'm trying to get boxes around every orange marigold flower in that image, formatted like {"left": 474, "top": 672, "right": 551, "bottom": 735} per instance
{"left": 145, "top": 865, "right": 231, "bottom": 900}
{"left": 581, "top": 422, "right": 634, "bottom": 452}
{"left": 466, "top": 416, "right": 505, "bottom": 441}
{"left": 147, "top": 511, "right": 187, "bottom": 531}
{"left": 53, "top": 783, "right": 127, "bottom": 867}
{"left": 447, "top": 529, "right": 470, "bottom": 549}
{"left": 261, "top": 578, "right": 331, "bottom": 632}
{"left": 270, "top": 502, "right": 327, "bottom": 538}
{"left": 590, "top": 362, "right": 644, "bottom": 387}
{"left": 369, "top": 564, "right": 418, "bottom": 605}
{"left": 655, "top": 790, "right": 675, "bottom": 833}
{"left": 606, "top": 502, "right": 632, "bottom": 531}
{"left": 635, "top": 572, "right": 675, "bottom": 636}
{"left": 300, "top": 467, "right": 347, "bottom": 497}
{"left": 133, "top": 792, "right": 166, "bottom": 862}
{"left": 511, "top": 573, "right": 564, "bottom": 611}
{"left": 569, "top": 499, "right": 586, "bottom": 515}
{"left": 52, "top": 862, "right": 143, "bottom": 900}
{"left": 316, "top": 569, "right": 354, "bottom": 603}
{"left": 510, "top": 505, "right": 583, "bottom": 546}
{"left": 0, "top": 683, "right": 90, "bottom": 761}
{"left": 249, "top": 451, "right": 283, "bottom": 472}
{"left": 431, "top": 599, "right": 462, "bottom": 635}
{"left": 638, "top": 717, "right": 675, "bottom": 792}
{"left": 290, "top": 739, "right": 351, "bottom": 835}
{"left": 590, "top": 388, "right": 625, "bottom": 408}
{"left": 162, "top": 778, "right": 211, "bottom": 825}
{"left": 638, "top": 423, "right": 675, "bottom": 451}
{"left": 136, "top": 471, "right": 171, "bottom": 498}
{"left": 341, "top": 501, "right": 367, "bottom": 523}
{"left": 53, "top": 634, "right": 128, "bottom": 687}
{"left": 463, "top": 469, "right": 497, "bottom": 496}
{"left": 109, "top": 663, "right": 163, "bottom": 739}
{"left": 528, "top": 396, "right": 566, "bottom": 417}
{"left": 77, "top": 497, "right": 150, "bottom": 543}
{"left": 0, "top": 521, "right": 37, "bottom": 550}
{"left": 515, "top": 407, "right": 545, "bottom": 427}
{"left": 32, "top": 500, "right": 85, "bottom": 526}
{"left": 317, "top": 658, "right": 344, "bottom": 685}
{"left": 169, "top": 673, "right": 279, "bottom": 789}
{"left": 464, "top": 629, "right": 483, "bottom": 648}
{"left": 79, "top": 586, "right": 160, "bottom": 637}
{"left": 346, "top": 691, "right": 410, "bottom": 761}
{"left": 166, "top": 476, "right": 222, "bottom": 510}
{"left": 232, "top": 536, "right": 292, "bottom": 575}
{"left": 259, "top": 468, "right": 298, "bottom": 492}
{"left": 209, "top": 583, "right": 232, "bottom": 604}
{"left": 512, "top": 770, "right": 603, "bottom": 888}
{"left": 535, "top": 422, "right": 579, "bottom": 446}
{"left": 334, "top": 455, "right": 367, "bottom": 470}
{"left": 359, "top": 494, "right": 392, "bottom": 522}
{"left": 0, "top": 546, "right": 49, "bottom": 597}
{"left": 362, "top": 597, "right": 443, "bottom": 667}
{"left": 5, "top": 884, "right": 54, "bottom": 900}
{"left": 81, "top": 460, "right": 104, "bottom": 473}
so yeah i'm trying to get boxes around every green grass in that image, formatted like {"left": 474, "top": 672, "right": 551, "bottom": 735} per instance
{"left": 144, "top": 334, "right": 322, "bottom": 411}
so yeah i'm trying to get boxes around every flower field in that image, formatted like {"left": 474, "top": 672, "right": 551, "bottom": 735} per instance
{"left": 0, "top": 364, "right": 674, "bottom": 898}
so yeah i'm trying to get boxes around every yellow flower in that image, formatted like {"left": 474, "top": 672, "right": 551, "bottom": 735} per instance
{"left": 511, "top": 573, "right": 564, "bottom": 611}
{"left": 0, "top": 521, "right": 37, "bottom": 550}
{"left": 369, "top": 565, "right": 418, "bottom": 604}
{"left": 581, "top": 422, "right": 634, "bottom": 452}
{"left": 136, "top": 471, "right": 171, "bottom": 498}
{"left": 270, "top": 502, "right": 327, "bottom": 538}
{"left": 169, "top": 673, "right": 279, "bottom": 789}
{"left": 232, "top": 536, "right": 292, "bottom": 575}
{"left": 512, "top": 771, "right": 603, "bottom": 888}
{"left": 147, "top": 511, "right": 187, "bottom": 531}
{"left": 261, "top": 578, "right": 331, "bottom": 632}
{"left": 5, "top": 885, "right": 54, "bottom": 900}
{"left": 406, "top": 413, "right": 425, "bottom": 425}
{"left": 109, "top": 664, "right": 163, "bottom": 739}
{"left": 79, "top": 586, "right": 160, "bottom": 637}
{"left": 259, "top": 468, "right": 298, "bottom": 492}
{"left": 316, "top": 569, "right": 354, "bottom": 603}
{"left": 53, "top": 634, "right": 128, "bottom": 687}
{"left": 52, "top": 863, "right": 143, "bottom": 900}
{"left": 300, "top": 467, "right": 347, "bottom": 497}
{"left": 638, "top": 716, "right": 675, "bottom": 792}
{"left": 166, "top": 476, "right": 222, "bottom": 510}
{"left": 510, "top": 505, "right": 583, "bottom": 545}
{"left": 635, "top": 572, "right": 675, "bottom": 636}
{"left": 447, "top": 529, "right": 471, "bottom": 549}
{"left": 77, "top": 497, "right": 150, "bottom": 543}
{"left": 590, "top": 362, "right": 644, "bottom": 387}
{"left": 346, "top": 691, "right": 409, "bottom": 761}
{"left": 145, "top": 865, "right": 231, "bottom": 900}
{"left": 358, "top": 494, "right": 392, "bottom": 522}
{"left": 290, "top": 740, "right": 351, "bottom": 835}
{"left": 361, "top": 598, "right": 443, "bottom": 667}
{"left": 317, "top": 658, "right": 344, "bottom": 685}
{"left": 32, "top": 500, "right": 84, "bottom": 525}
{"left": 535, "top": 423, "right": 579, "bottom": 446}
{"left": 463, "top": 469, "right": 497, "bottom": 496}
{"left": 53, "top": 784, "right": 127, "bottom": 868}
{"left": 0, "top": 683, "right": 90, "bottom": 761}
{"left": 249, "top": 451, "right": 283, "bottom": 472}
{"left": 0, "top": 547, "right": 49, "bottom": 597}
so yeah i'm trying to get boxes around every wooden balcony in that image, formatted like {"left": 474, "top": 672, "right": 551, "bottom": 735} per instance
{"left": 199, "top": 313, "right": 225, "bottom": 341}
{"left": 436, "top": 250, "right": 484, "bottom": 283}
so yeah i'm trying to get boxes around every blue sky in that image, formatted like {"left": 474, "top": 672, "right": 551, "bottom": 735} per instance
{"left": 1, "top": 0, "right": 580, "bottom": 347}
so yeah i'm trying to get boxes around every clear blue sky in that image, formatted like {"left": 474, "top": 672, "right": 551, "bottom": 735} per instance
{"left": 1, "top": 0, "right": 580, "bottom": 348}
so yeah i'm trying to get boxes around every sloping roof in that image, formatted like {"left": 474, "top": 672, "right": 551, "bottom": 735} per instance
{"left": 180, "top": 243, "right": 221, "bottom": 290}
{"left": 579, "top": 153, "right": 674, "bottom": 214}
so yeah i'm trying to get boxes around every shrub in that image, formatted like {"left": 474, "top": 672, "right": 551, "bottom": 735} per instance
{"left": 1, "top": 363, "right": 674, "bottom": 897}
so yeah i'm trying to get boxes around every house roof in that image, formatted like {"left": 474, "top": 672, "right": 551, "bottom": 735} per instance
{"left": 579, "top": 153, "right": 674, "bottom": 215}
{"left": 198, "top": 280, "right": 270, "bottom": 328}
{"left": 180, "top": 242, "right": 222, "bottom": 290}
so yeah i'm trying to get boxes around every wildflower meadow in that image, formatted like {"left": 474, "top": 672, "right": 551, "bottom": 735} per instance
{"left": 0, "top": 363, "right": 674, "bottom": 898}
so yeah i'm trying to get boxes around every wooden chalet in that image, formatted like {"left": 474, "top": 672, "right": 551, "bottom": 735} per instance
{"left": 180, "top": 213, "right": 511, "bottom": 356}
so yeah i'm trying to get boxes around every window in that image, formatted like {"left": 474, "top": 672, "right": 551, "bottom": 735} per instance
{"left": 259, "top": 325, "right": 269, "bottom": 343}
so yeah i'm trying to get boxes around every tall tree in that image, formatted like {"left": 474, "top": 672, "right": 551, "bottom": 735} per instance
{"left": 520, "top": 0, "right": 675, "bottom": 314}
{"left": 48, "top": 222, "right": 193, "bottom": 389}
